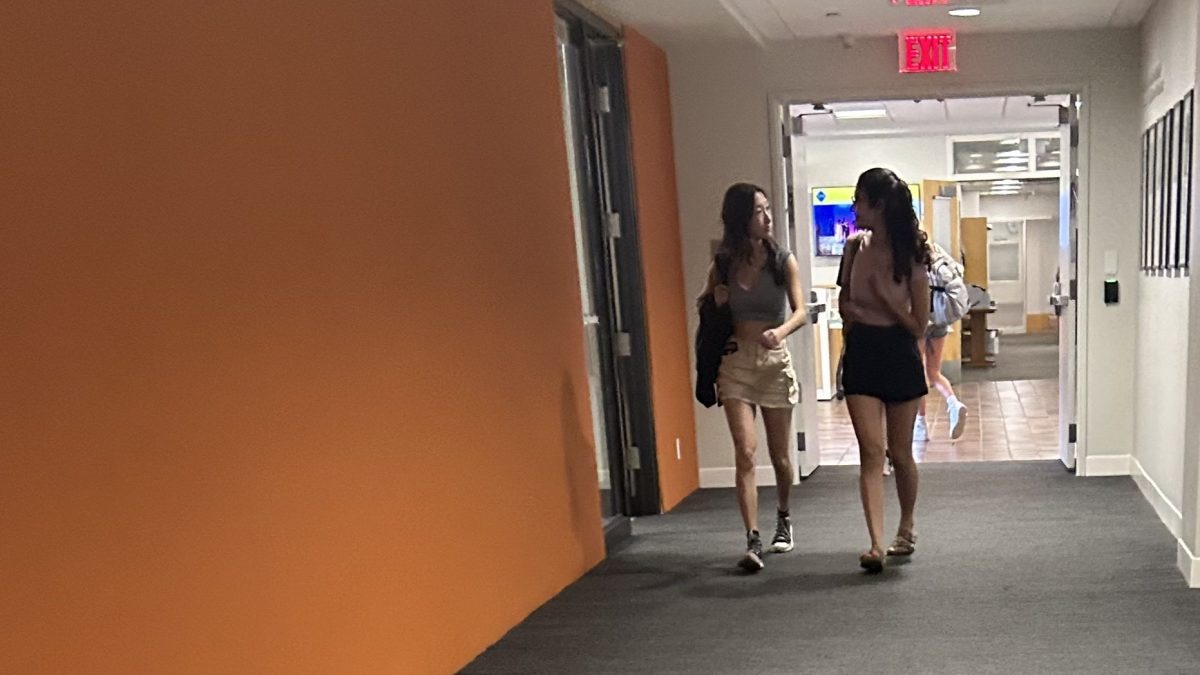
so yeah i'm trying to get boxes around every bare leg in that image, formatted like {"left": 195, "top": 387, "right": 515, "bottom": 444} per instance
{"left": 919, "top": 337, "right": 930, "bottom": 418}
{"left": 762, "top": 407, "right": 794, "bottom": 513}
{"left": 886, "top": 399, "right": 922, "bottom": 537}
{"left": 927, "top": 334, "right": 968, "bottom": 440}
{"left": 724, "top": 400, "right": 759, "bottom": 533}
{"left": 847, "top": 395, "right": 887, "bottom": 553}
{"left": 925, "top": 335, "right": 955, "bottom": 402}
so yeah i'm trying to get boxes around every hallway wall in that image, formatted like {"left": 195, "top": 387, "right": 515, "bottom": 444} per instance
{"left": 1134, "top": 0, "right": 1196, "bottom": 536}
{"left": 0, "top": 2, "right": 628, "bottom": 673}
{"left": 625, "top": 28, "right": 701, "bottom": 510}
{"left": 667, "top": 29, "right": 1141, "bottom": 477}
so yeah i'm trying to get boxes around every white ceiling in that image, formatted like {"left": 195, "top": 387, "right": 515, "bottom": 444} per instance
{"left": 792, "top": 95, "right": 1069, "bottom": 136}
{"left": 582, "top": 0, "right": 1155, "bottom": 45}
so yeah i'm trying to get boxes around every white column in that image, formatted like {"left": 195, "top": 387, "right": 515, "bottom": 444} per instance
{"left": 1181, "top": 5, "right": 1200, "bottom": 586}
{"left": 1182, "top": 225, "right": 1200, "bottom": 586}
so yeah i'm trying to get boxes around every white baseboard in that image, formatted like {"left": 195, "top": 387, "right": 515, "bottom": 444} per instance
{"left": 700, "top": 466, "right": 791, "bottom": 489}
{"left": 1178, "top": 540, "right": 1200, "bottom": 589}
{"left": 1085, "top": 454, "right": 1131, "bottom": 476}
{"left": 1131, "top": 457, "right": 1183, "bottom": 538}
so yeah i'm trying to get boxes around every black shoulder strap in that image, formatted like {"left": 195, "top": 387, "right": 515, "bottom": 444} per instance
{"left": 838, "top": 235, "right": 863, "bottom": 287}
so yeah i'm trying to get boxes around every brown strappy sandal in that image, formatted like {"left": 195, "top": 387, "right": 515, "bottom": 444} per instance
{"left": 859, "top": 547, "right": 885, "bottom": 573}
{"left": 886, "top": 531, "right": 917, "bottom": 557}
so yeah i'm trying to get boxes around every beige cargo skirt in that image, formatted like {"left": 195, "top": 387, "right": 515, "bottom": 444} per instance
{"left": 717, "top": 337, "right": 799, "bottom": 409}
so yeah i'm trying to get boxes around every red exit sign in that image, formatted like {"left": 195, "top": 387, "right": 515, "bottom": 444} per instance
{"left": 899, "top": 29, "right": 957, "bottom": 73}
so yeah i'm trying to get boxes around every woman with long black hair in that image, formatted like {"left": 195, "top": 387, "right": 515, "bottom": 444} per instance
{"left": 837, "top": 168, "right": 931, "bottom": 573}
{"left": 697, "top": 183, "right": 808, "bottom": 572}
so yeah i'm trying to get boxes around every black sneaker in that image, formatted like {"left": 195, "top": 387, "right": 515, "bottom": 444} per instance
{"left": 769, "top": 512, "right": 794, "bottom": 553}
{"left": 738, "top": 530, "right": 765, "bottom": 572}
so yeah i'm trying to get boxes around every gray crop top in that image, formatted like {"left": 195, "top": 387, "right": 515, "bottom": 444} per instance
{"left": 728, "top": 266, "right": 788, "bottom": 326}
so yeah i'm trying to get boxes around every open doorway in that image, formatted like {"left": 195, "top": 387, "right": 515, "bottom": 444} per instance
{"left": 779, "top": 94, "right": 1080, "bottom": 469}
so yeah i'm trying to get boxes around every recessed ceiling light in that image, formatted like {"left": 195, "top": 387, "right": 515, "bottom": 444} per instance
{"left": 969, "top": 153, "right": 984, "bottom": 159}
{"left": 832, "top": 108, "right": 889, "bottom": 120}
{"left": 994, "top": 157, "right": 1028, "bottom": 165}
{"left": 996, "top": 150, "right": 1028, "bottom": 158}
{"left": 949, "top": 8, "right": 982, "bottom": 18}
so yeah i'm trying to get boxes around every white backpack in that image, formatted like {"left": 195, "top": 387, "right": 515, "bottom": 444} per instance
{"left": 928, "top": 243, "right": 969, "bottom": 327}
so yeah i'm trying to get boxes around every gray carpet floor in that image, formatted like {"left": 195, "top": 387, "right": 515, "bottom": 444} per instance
{"left": 464, "top": 463, "right": 1200, "bottom": 674}
{"left": 963, "top": 332, "right": 1060, "bottom": 383}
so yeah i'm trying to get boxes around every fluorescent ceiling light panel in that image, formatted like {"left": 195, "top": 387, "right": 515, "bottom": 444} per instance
{"left": 949, "top": 8, "right": 982, "bottom": 17}
{"left": 833, "top": 108, "right": 889, "bottom": 120}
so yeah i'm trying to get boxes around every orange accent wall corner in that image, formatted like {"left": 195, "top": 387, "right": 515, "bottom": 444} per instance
{"left": 624, "top": 28, "right": 701, "bottom": 511}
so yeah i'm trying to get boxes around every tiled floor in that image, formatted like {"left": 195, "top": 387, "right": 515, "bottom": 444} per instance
{"left": 818, "top": 379, "right": 1060, "bottom": 465}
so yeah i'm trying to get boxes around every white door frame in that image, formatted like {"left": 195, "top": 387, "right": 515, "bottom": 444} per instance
{"left": 767, "top": 85, "right": 1091, "bottom": 473}
{"left": 769, "top": 102, "right": 822, "bottom": 479}
{"left": 1055, "top": 94, "right": 1082, "bottom": 471}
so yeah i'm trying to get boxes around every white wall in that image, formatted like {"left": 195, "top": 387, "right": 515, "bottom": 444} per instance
{"left": 978, "top": 192, "right": 1059, "bottom": 221}
{"left": 1186, "top": 0, "right": 1200, "bottom": 589}
{"left": 1134, "top": 0, "right": 1197, "bottom": 535}
{"left": 669, "top": 29, "right": 1141, "bottom": 476}
{"left": 977, "top": 192, "right": 1060, "bottom": 318}
{"left": 803, "top": 134, "right": 949, "bottom": 286}
{"left": 804, "top": 135, "right": 948, "bottom": 186}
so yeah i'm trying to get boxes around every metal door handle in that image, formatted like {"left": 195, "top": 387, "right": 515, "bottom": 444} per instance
{"left": 1048, "top": 294, "right": 1069, "bottom": 316}
{"left": 805, "top": 302, "right": 826, "bottom": 325}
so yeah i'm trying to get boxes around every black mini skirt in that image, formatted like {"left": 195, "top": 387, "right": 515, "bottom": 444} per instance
{"left": 842, "top": 323, "right": 928, "bottom": 403}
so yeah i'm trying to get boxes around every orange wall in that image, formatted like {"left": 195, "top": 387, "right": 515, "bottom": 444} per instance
{"left": 0, "top": 2, "right": 604, "bottom": 673}
{"left": 624, "top": 29, "right": 700, "bottom": 511}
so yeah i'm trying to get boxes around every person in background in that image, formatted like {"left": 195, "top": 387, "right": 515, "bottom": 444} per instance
{"left": 914, "top": 242, "right": 969, "bottom": 444}
{"left": 697, "top": 183, "right": 808, "bottom": 573}
{"left": 837, "top": 168, "right": 930, "bottom": 573}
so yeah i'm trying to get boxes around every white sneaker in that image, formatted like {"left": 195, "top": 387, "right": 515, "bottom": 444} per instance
{"left": 949, "top": 402, "right": 969, "bottom": 440}
{"left": 913, "top": 416, "right": 928, "bottom": 442}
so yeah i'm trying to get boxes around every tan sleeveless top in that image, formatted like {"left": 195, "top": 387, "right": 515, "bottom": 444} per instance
{"left": 838, "top": 233, "right": 923, "bottom": 327}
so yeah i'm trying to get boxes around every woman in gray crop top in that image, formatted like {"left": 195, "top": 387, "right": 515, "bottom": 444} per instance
{"left": 836, "top": 168, "right": 931, "bottom": 574}
{"left": 697, "top": 182, "right": 809, "bottom": 573}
